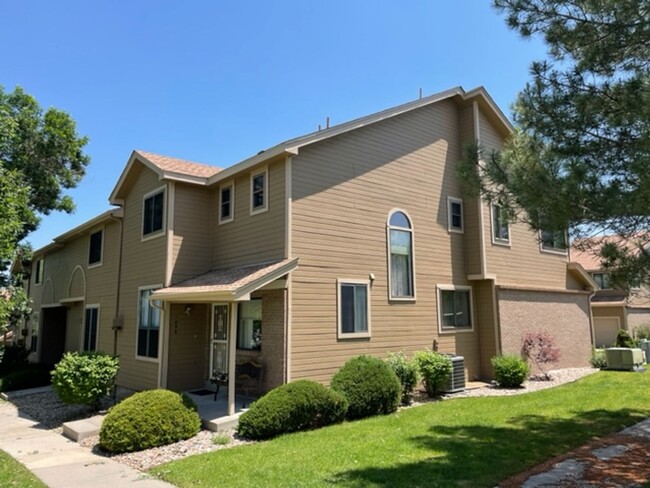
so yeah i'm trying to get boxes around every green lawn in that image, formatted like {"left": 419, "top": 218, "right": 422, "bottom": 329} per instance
{"left": 152, "top": 371, "right": 650, "bottom": 487}
{"left": 0, "top": 450, "right": 46, "bottom": 488}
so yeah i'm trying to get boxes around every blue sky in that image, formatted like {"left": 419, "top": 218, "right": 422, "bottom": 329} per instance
{"left": 1, "top": 1, "right": 546, "bottom": 250}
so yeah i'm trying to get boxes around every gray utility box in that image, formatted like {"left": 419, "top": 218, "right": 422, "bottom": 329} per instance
{"left": 443, "top": 355, "right": 466, "bottom": 393}
{"left": 638, "top": 339, "right": 650, "bottom": 363}
{"left": 605, "top": 347, "right": 644, "bottom": 371}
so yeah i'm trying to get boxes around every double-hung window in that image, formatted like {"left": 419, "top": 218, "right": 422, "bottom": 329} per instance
{"left": 438, "top": 286, "right": 473, "bottom": 331}
{"left": 388, "top": 210, "right": 415, "bottom": 299}
{"left": 541, "top": 228, "right": 567, "bottom": 252}
{"left": 88, "top": 230, "right": 103, "bottom": 267}
{"left": 338, "top": 280, "right": 370, "bottom": 338}
{"left": 83, "top": 306, "right": 99, "bottom": 352}
{"left": 447, "top": 197, "right": 464, "bottom": 233}
{"left": 237, "top": 299, "right": 262, "bottom": 350}
{"left": 142, "top": 189, "right": 165, "bottom": 238}
{"left": 592, "top": 273, "right": 612, "bottom": 289}
{"left": 491, "top": 204, "right": 510, "bottom": 244}
{"left": 137, "top": 287, "right": 161, "bottom": 359}
{"left": 250, "top": 168, "right": 268, "bottom": 214}
{"left": 219, "top": 183, "right": 234, "bottom": 224}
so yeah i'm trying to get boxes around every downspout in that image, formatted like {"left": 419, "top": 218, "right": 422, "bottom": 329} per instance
{"left": 110, "top": 211, "right": 125, "bottom": 399}
{"left": 473, "top": 100, "right": 488, "bottom": 277}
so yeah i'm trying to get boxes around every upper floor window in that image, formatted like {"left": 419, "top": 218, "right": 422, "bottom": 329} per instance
{"left": 83, "top": 306, "right": 99, "bottom": 352}
{"left": 592, "top": 273, "right": 612, "bottom": 289}
{"left": 137, "top": 287, "right": 161, "bottom": 359}
{"left": 338, "top": 280, "right": 370, "bottom": 338}
{"left": 88, "top": 230, "right": 103, "bottom": 267}
{"left": 388, "top": 210, "right": 415, "bottom": 299}
{"left": 34, "top": 258, "right": 44, "bottom": 285}
{"left": 250, "top": 168, "right": 268, "bottom": 214}
{"left": 237, "top": 299, "right": 262, "bottom": 350}
{"left": 219, "top": 183, "right": 234, "bottom": 224}
{"left": 438, "top": 286, "right": 473, "bottom": 332}
{"left": 142, "top": 189, "right": 165, "bottom": 238}
{"left": 447, "top": 197, "right": 464, "bottom": 233}
{"left": 541, "top": 228, "right": 567, "bottom": 252}
{"left": 491, "top": 204, "right": 510, "bottom": 244}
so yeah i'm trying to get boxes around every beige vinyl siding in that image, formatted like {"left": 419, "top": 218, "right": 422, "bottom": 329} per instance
{"left": 479, "top": 111, "right": 569, "bottom": 289}
{"left": 116, "top": 162, "right": 167, "bottom": 390}
{"left": 211, "top": 161, "right": 286, "bottom": 269}
{"left": 64, "top": 303, "right": 83, "bottom": 352}
{"left": 291, "top": 100, "right": 483, "bottom": 383}
{"left": 170, "top": 184, "right": 212, "bottom": 284}
{"left": 474, "top": 280, "right": 498, "bottom": 376}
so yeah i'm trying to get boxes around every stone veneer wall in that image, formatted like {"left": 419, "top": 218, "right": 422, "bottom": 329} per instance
{"left": 497, "top": 288, "right": 592, "bottom": 374}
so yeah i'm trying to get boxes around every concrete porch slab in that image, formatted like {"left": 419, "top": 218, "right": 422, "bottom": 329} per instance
{"left": 202, "top": 411, "right": 244, "bottom": 432}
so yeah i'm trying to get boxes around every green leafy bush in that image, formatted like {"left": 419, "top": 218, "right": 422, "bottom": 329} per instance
{"left": 0, "top": 365, "right": 51, "bottom": 392}
{"left": 413, "top": 350, "right": 452, "bottom": 397}
{"left": 237, "top": 380, "right": 347, "bottom": 440}
{"left": 0, "top": 344, "right": 29, "bottom": 376}
{"left": 331, "top": 355, "right": 401, "bottom": 420}
{"left": 385, "top": 352, "right": 420, "bottom": 405}
{"left": 590, "top": 349, "right": 607, "bottom": 369}
{"left": 100, "top": 389, "right": 200, "bottom": 453}
{"left": 51, "top": 352, "right": 119, "bottom": 411}
{"left": 634, "top": 325, "right": 650, "bottom": 340}
{"left": 491, "top": 355, "right": 529, "bottom": 388}
{"left": 615, "top": 329, "right": 635, "bottom": 348}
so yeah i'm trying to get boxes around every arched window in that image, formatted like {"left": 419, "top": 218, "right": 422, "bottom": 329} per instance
{"left": 388, "top": 210, "right": 415, "bottom": 299}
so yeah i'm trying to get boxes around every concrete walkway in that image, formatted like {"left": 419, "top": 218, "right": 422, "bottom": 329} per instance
{"left": 0, "top": 401, "right": 174, "bottom": 487}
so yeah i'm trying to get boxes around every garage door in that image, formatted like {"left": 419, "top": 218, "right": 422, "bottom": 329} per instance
{"left": 593, "top": 317, "right": 620, "bottom": 348}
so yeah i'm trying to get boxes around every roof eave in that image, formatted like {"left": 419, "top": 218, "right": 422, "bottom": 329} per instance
{"left": 568, "top": 262, "right": 600, "bottom": 291}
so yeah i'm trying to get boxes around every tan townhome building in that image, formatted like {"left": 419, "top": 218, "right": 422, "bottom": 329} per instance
{"left": 24, "top": 86, "right": 597, "bottom": 416}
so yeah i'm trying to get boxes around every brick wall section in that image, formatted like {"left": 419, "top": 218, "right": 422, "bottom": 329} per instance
{"left": 627, "top": 308, "right": 650, "bottom": 331}
{"left": 497, "top": 288, "right": 592, "bottom": 375}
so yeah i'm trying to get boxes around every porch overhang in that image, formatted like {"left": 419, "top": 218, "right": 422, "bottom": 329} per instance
{"left": 567, "top": 262, "right": 599, "bottom": 292}
{"left": 150, "top": 258, "right": 299, "bottom": 303}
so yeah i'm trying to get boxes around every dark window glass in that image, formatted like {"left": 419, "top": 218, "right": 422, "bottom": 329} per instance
{"left": 450, "top": 201, "right": 463, "bottom": 230}
{"left": 137, "top": 289, "right": 160, "bottom": 358}
{"left": 221, "top": 186, "right": 232, "bottom": 220}
{"left": 340, "top": 283, "right": 368, "bottom": 334}
{"left": 440, "top": 290, "right": 472, "bottom": 329}
{"left": 143, "top": 191, "right": 164, "bottom": 236}
{"left": 541, "top": 228, "right": 567, "bottom": 251}
{"left": 237, "top": 299, "right": 262, "bottom": 350}
{"left": 492, "top": 205, "right": 509, "bottom": 241}
{"left": 252, "top": 173, "right": 265, "bottom": 209}
{"left": 89, "top": 231, "right": 102, "bottom": 265}
{"left": 84, "top": 307, "right": 98, "bottom": 351}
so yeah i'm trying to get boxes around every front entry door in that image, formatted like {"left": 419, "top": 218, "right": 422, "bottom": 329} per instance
{"left": 211, "top": 304, "right": 229, "bottom": 377}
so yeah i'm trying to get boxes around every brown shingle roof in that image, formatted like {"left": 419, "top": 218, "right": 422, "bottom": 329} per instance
{"left": 571, "top": 234, "right": 650, "bottom": 271}
{"left": 135, "top": 150, "right": 222, "bottom": 178}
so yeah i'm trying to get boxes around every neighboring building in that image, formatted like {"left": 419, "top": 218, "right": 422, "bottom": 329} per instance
{"left": 23, "top": 86, "right": 596, "bottom": 413}
{"left": 572, "top": 237, "right": 650, "bottom": 347}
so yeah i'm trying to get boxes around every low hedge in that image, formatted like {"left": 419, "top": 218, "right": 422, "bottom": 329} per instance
{"left": 99, "top": 389, "right": 200, "bottom": 453}
{"left": 331, "top": 355, "right": 401, "bottom": 420}
{"left": 491, "top": 354, "right": 529, "bottom": 388}
{"left": 0, "top": 365, "right": 51, "bottom": 392}
{"left": 237, "top": 380, "right": 348, "bottom": 440}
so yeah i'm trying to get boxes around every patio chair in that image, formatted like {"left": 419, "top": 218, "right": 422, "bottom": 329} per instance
{"left": 210, "top": 360, "right": 263, "bottom": 405}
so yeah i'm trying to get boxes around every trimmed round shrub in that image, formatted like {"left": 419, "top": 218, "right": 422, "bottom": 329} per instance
{"left": 615, "top": 329, "right": 635, "bottom": 348}
{"left": 413, "top": 350, "right": 452, "bottom": 397}
{"left": 385, "top": 352, "right": 420, "bottom": 405}
{"left": 51, "top": 352, "right": 119, "bottom": 411}
{"left": 100, "top": 389, "right": 200, "bottom": 453}
{"left": 491, "top": 355, "right": 529, "bottom": 388}
{"left": 331, "top": 355, "right": 401, "bottom": 420}
{"left": 590, "top": 349, "right": 607, "bottom": 369}
{"left": 237, "top": 380, "right": 348, "bottom": 440}
{"left": 0, "top": 365, "right": 51, "bottom": 392}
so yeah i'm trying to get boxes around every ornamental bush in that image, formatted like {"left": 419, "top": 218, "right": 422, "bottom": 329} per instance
{"left": 99, "top": 389, "right": 200, "bottom": 453}
{"left": 385, "top": 352, "right": 420, "bottom": 405}
{"left": 0, "top": 364, "right": 51, "bottom": 392}
{"left": 331, "top": 355, "right": 401, "bottom": 420}
{"left": 491, "top": 355, "right": 529, "bottom": 388}
{"left": 590, "top": 349, "right": 607, "bottom": 369}
{"left": 615, "top": 328, "right": 635, "bottom": 348}
{"left": 413, "top": 350, "right": 452, "bottom": 397}
{"left": 521, "top": 331, "right": 561, "bottom": 380}
{"left": 51, "top": 352, "right": 119, "bottom": 411}
{"left": 237, "top": 380, "right": 348, "bottom": 440}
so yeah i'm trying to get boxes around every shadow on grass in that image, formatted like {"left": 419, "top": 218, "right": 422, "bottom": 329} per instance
{"left": 328, "top": 408, "right": 647, "bottom": 488}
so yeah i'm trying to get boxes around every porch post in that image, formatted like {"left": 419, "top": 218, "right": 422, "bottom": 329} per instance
{"left": 227, "top": 302, "right": 237, "bottom": 416}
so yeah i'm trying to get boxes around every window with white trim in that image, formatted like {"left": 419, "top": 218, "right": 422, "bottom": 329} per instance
{"left": 338, "top": 280, "right": 370, "bottom": 338}
{"left": 237, "top": 299, "right": 262, "bottom": 350}
{"left": 388, "top": 211, "right": 415, "bottom": 299}
{"left": 491, "top": 204, "right": 510, "bottom": 244}
{"left": 250, "top": 169, "right": 268, "bottom": 214}
{"left": 219, "top": 183, "right": 234, "bottom": 224}
{"left": 34, "top": 258, "right": 44, "bottom": 285}
{"left": 592, "top": 273, "right": 612, "bottom": 289}
{"left": 137, "top": 288, "right": 160, "bottom": 358}
{"left": 142, "top": 189, "right": 165, "bottom": 237}
{"left": 88, "top": 230, "right": 103, "bottom": 266}
{"left": 438, "top": 286, "right": 473, "bottom": 331}
{"left": 83, "top": 306, "right": 99, "bottom": 352}
{"left": 541, "top": 228, "right": 567, "bottom": 252}
{"left": 447, "top": 197, "right": 464, "bottom": 233}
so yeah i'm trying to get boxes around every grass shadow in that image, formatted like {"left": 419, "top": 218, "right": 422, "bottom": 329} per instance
{"left": 328, "top": 408, "right": 647, "bottom": 488}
